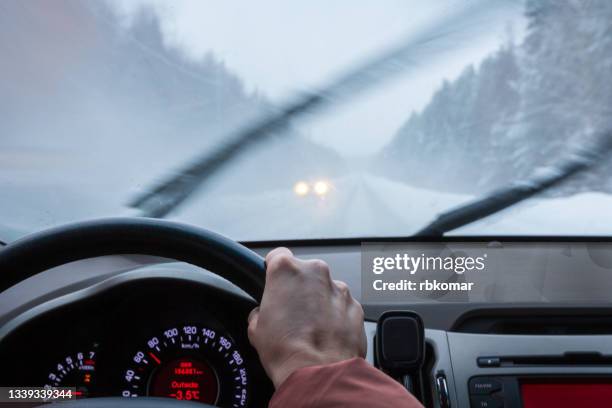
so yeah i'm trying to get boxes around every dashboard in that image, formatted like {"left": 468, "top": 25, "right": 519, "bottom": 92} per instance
{"left": 0, "top": 267, "right": 273, "bottom": 407}
{"left": 2, "top": 238, "right": 612, "bottom": 407}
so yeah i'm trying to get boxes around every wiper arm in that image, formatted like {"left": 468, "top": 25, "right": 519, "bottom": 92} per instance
{"left": 129, "top": 0, "right": 497, "bottom": 218}
{"left": 128, "top": 94, "right": 323, "bottom": 217}
{"left": 415, "top": 131, "right": 612, "bottom": 236}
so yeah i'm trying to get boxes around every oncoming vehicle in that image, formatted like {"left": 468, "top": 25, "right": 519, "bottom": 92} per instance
{"left": 1, "top": 1, "right": 612, "bottom": 407}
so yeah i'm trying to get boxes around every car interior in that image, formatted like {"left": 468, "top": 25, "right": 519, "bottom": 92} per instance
{"left": 2, "top": 219, "right": 612, "bottom": 407}
{"left": 2, "top": 1, "right": 612, "bottom": 407}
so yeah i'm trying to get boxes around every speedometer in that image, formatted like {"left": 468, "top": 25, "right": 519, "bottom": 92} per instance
{"left": 121, "top": 323, "right": 249, "bottom": 407}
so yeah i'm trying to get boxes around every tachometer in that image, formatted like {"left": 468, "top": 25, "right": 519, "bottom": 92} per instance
{"left": 121, "top": 324, "right": 249, "bottom": 407}
{"left": 45, "top": 349, "right": 97, "bottom": 398}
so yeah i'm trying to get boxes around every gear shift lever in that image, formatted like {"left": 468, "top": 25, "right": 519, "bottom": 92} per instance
{"left": 375, "top": 311, "right": 426, "bottom": 398}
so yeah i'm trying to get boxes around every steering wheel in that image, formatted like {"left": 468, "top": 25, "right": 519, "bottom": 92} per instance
{"left": 0, "top": 217, "right": 267, "bottom": 407}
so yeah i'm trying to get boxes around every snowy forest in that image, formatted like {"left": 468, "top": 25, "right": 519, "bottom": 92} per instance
{"left": 379, "top": 0, "right": 612, "bottom": 195}
{"left": 0, "top": 0, "right": 343, "bottom": 199}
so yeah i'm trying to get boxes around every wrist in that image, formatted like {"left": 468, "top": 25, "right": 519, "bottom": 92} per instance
{"left": 268, "top": 349, "right": 357, "bottom": 388}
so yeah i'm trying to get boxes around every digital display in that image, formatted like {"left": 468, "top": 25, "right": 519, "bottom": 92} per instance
{"left": 521, "top": 380, "right": 612, "bottom": 408}
{"left": 120, "top": 324, "right": 249, "bottom": 406}
{"left": 149, "top": 358, "right": 218, "bottom": 404}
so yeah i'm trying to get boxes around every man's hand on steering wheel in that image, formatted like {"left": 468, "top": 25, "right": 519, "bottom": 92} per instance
{"left": 247, "top": 247, "right": 367, "bottom": 389}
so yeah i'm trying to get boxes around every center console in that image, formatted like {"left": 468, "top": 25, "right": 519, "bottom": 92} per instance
{"left": 365, "top": 319, "right": 612, "bottom": 407}
{"left": 445, "top": 331, "right": 612, "bottom": 407}
{"left": 470, "top": 375, "right": 612, "bottom": 407}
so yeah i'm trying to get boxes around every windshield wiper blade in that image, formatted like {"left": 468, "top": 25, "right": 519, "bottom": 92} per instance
{"left": 129, "top": 0, "right": 497, "bottom": 218}
{"left": 128, "top": 94, "right": 323, "bottom": 217}
{"left": 414, "top": 131, "right": 612, "bottom": 237}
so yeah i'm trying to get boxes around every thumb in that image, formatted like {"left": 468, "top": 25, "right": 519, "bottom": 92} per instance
{"left": 247, "top": 306, "right": 260, "bottom": 344}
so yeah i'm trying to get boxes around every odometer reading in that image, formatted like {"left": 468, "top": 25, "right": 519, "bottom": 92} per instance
{"left": 151, "top": 358, "right": 218, "bottom": 401}
{"left": 121, "top": 324, "right": 249, "bottom": 407}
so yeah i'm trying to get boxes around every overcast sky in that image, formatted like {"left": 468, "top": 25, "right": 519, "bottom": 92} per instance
{"left": 109, "top": 0, "right": 526, "bottom": 156}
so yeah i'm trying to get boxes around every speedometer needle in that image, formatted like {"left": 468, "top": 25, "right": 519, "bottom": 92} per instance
{"left": 149, "top": 352, "right": 161, "bottom": 365}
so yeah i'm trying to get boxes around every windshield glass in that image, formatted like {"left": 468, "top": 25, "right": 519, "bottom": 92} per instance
{"left": 1, "top": 0, "right": 611, "bottom": 241}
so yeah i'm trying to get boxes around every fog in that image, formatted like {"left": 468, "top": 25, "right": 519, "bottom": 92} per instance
{"left": 1, "top": 0, "right": 611, "bottom": 240}
{"left": 109, "top": 0, "right": 526, "bottom": 155}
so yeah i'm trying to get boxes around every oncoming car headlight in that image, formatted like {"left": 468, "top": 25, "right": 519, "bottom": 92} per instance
{"left": 293, "top": 180, "right": 332, "bottom": 197}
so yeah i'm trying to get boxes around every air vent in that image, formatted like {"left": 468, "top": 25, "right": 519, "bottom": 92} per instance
{"left": 452, "top": 312, "right": 612, "bottom": 335}
{"left": 478, "top": 352, "right": 612, "bottom": 367}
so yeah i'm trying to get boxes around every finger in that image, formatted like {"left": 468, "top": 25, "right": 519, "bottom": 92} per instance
{"left": 359, "top": 324, "right": 368, "bottom": 358}
{"left": 347, "top": 299, "right": 365, "bottom": 330}
{"left": 346, "top": 302, "right": 367, "bottom": 358}
{"left": 333, "top": 280, "right": 350, "bottom": 296}
{"left": 247, "top": 307, "right": 260, "bottom": 344}
{"left": 304, "top": 259, "right": 332, "bottom": 287}
{"left": 265, "top": 247, "right": 293, "bottom": 264}
{"left": 265, "top": 247, "right": 301, "bottom": 280}
{"left": 248, "top": 306, "right": 260, "bottom": 324}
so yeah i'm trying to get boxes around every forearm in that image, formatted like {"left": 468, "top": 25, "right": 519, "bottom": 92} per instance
{"left": 269, "top": 357, "right": 423, "bottom": 408}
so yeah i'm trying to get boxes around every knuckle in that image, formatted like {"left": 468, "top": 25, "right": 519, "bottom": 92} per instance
{"left": 335, "top": 280, "right": 350, "bottom": 296}
{"left": 247, "top": 307, "right": 259, "bottom": 324}
{"left": 276, "top": 253, "right": 295, "bottom": 269}
{"left": 266, "top": 247, "right": 292, "bottom": 262}
{"left": 311, "top": 259, "right": 330, "bottom": 276}
{"left": 268, "top": 253, "right": 298, "bottom": 274}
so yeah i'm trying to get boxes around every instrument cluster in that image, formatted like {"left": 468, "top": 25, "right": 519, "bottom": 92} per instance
{"left": 0, "top": 277, "right": 273, "bottom": 407}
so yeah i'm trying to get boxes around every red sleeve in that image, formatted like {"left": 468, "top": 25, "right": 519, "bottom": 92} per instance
{"left": 269, "top": 357, "right": 424, "bottom": 408}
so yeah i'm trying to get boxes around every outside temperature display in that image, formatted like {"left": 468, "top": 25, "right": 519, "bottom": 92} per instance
{"left": 121, "top": 324, "right": 248, "bottom": 407}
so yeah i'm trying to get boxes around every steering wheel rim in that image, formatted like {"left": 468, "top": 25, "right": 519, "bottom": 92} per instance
{"left": 0, "top": 217, "right": 266, "bottom": 301}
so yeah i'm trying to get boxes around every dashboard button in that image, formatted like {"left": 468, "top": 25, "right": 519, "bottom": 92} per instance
{"left": 470, "top": 377, "right": 502, "bottom": 394}
{"left": 470, "top": 396, "right": 504, "bottom": 408}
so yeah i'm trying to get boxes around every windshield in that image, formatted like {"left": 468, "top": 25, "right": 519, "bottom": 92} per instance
{"left": 1, "top": 0, "right": 611, "bottom": 241}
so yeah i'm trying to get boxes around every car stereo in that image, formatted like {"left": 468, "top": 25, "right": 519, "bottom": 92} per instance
{"left": 469, "top": 376, "right": 612, "bottom": 407}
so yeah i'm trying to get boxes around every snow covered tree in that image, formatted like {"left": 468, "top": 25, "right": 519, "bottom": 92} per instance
{"left": 379, "top": 0, "right": 612, "bottom": 195}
